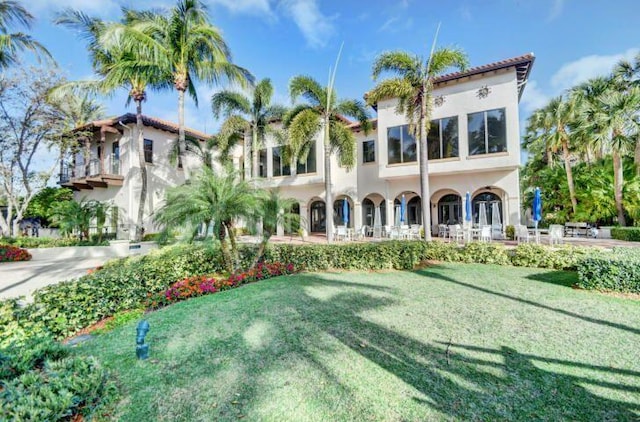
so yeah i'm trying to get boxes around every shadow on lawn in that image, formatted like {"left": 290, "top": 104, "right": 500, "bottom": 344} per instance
{"left": 228, "top": 274, "right": 639, "bottom": 420}
{"left": 417, "top": 268, "right": 640, "bottom": 337}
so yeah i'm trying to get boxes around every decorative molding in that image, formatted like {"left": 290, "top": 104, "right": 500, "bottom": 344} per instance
{"left": 477, "top": 85, "right": 491, "bottom": 99}
{"left": 434, "top": 95, "right": 445, "bottom": 107}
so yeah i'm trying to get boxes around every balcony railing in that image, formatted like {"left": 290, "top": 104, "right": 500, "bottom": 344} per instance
{"left": 59, "top": 154, "right": 122, "bottom": 187}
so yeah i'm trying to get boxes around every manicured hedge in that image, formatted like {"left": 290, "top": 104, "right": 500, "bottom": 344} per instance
{"left": 0, "top": 244, "right": 31, "bottom": 262}
{"left": 610, "top": 227, "right": 640, "bottom": 242}
{"left": 0, "top": 236, "right": 110, "bottom": 248}
{"left": 577, "top": 247, "right": 640, "bottom": 293}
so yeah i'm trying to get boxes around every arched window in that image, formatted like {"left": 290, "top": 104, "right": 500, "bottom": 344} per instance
{"left": 309, "top": 201, "right": 326, "bottom": 233}
{"left": 472, "top": 192, "right": 502, "bottom": 225}
{"left": 437, "top": 194, "right": 462, "bottom": 225}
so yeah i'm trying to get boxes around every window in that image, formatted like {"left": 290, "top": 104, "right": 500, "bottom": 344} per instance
{"left": 387, "top": 125, "right": 416, "bottom": 164}
{"left": 259, "top": 148, "right": 267, "bottom": 178}
{"left": 297, "top": 141, "right": 317, "bottom": 174}
{"left": 144, "top": 139, "right": 153, "bottom": 163}
{"left": 272, "top": 146, "right": 291, "bottom": 177}
{"left": 363, "top": 140, "right": 375, "bottom": 163}
{"left": 427, "top": 116, "right": 459, "bottom": 160}
{"left": 467, "top": 108, "right": 507, "bottom": 156}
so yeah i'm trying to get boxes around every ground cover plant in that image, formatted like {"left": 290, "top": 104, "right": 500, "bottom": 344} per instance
{"left": 73, "top": 264, "right": 640, "bottom": 421}
{"left": 0, "top": 244, "right": 31, "bottom": 262}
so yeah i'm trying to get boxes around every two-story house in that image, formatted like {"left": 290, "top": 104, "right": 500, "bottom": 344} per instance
{"left": 252, "top": 53, "right": 534, "bottom": 236}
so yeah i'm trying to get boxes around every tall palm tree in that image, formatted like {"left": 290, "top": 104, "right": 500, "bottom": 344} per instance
{"left": 366, "top": 47, "right": 468, "bottom": 241}
{"left": 285, "top": 75, "right": 370, "bottom": 243}
{"left": 55, "top": 10, "right": 169, "bottom": 241}
{"left": 525, "top": 96, "right": 579, "bottom": 214}
{"left": 212, "top": 78, "right": 286, "bottom": 179}
{"left": 612, "top": 54, "right": 640, "bottom": 174}
{"left": 112, "top": 0, "right": 253, "bottom": 171}
{"left": 578, "top": 79, "right": 640, "bottom": 225}
{"left": 154, "top": 166, "right": 257, "bottom": 272}
{"left": 0, "top": 0, "right": 51, "bottom": 68}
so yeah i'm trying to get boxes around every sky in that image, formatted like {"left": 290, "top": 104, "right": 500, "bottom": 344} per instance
{"left": 19, "top": 0, "right": 640, "bottom": 159}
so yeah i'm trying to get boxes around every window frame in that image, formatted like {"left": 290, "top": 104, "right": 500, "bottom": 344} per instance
{"left": 428, "top": 116, "right": 459, "bottom": 160}
{"left": 272, "top": 146, "right": 291, "bottom": 177}
{"left": 362, "top": 140, "right": 375, "bottom": 164}
{"left": 143, "top": 139, "right": 153, "bottom": 164}
{"left": 467, "top": 108, "right": 507, "bottom": 156}
{"left": 387, "top": 125, "right": 417, "bottom": 165}
{"left": 258, "top": 148, "right": 268, "bottom": 178}
{"left": 296, "top": 141, "right": 317, "bottom": 175}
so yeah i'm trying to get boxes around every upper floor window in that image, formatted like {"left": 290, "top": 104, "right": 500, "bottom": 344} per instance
{"left": 144, "top": 139, "right": 153, "bottom": 163}
{"left": 297, "top": 141, "right": 317, "bottom": 174}
{"left": 363, "top": 140, "right": 375, "bottom": 163}
{"left": 259, "top": 148, "right": 267, "bottom": 178}
{"left": 272, "top": 146, "right": 291, "bottom": 177}
{"left": 428, "top": 116, "right": 459, "bottom": 160}
{"left": 387, "top": 125, "right": 417, "bottom": 164}
{"left": 468, "top": 108, "right": 507, "bottom": 156}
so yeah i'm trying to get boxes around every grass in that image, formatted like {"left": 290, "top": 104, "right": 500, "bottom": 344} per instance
{"left": 74, "top": 264, "right": 640, "bottom": 421}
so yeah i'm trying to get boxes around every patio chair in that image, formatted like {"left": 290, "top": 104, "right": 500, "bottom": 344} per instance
{"left": 480, "top": 225, "right": 492, "bottom": 242}
{"left": 549, "top": 224, "right": 564, "bottom": 245}
{"left": 448, "top": 224, "right": 464, "bottom": 243}
{"left": 410, "top": 224, "right": 421, "bottom": 240}
{"left": 356, "top": 225, "right": 367, "bottom": 241}
{"left": 491, "top": 224, "right": 503, "bottom": 240}
{"left": 389, "top": 226, "right": 401, "bottom": 240}
{"left": 516, "top": 225, "right": 531, "bottom": 243}
{"left": 373, "top": 226, "right": 382, "bottom": 239}
{"left": 383, "top": 225, "right": 391, "bottom": 238}
{"left": 438, "top": 224, "right": 448, "bottom": 238}
{"left": 336, "top": 225, "right": 348, "bottom": 241}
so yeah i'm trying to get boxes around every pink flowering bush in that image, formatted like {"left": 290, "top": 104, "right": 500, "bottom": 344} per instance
{"left": 146, "top": 262, "right": 297, "bottom": 309}
{"left": 0, "top": 244, "right": 31, "bottom": 262}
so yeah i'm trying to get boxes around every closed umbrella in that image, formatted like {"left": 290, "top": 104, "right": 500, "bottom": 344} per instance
{"left": 400, "top": 195, "right": 407, "bottom": 224}
{"left": 533, "top": 187, "right": 542, "bottom": 230}
{"left": 373, "top": 206, "right": 381, "bottom": 238}
{"left": 479, "top": 203, "right": 487, "bottom": 227}
{"left": 492, "top": 202, "right": 501, "bottom": 226}
{"left": 342, "top": 198, "right": 349, "bottom": 226}
{"left": 465, "top": 192, "right": 472, "bottom": 225}
{"left": 394, "top": 204, "right": 401, "bottom": 226}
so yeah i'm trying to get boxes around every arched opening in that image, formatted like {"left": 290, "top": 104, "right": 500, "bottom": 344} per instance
{"left": 361, "top": 194, "right": 386, "bottom": 228}
{"left": 393, "top": 192, "right": 421, "bottom": 226}
{"left": 437, "top": 194, "right": 462, "bottom": 225}
{"left": 333, "top": 196, "right": 354, "bottom": 228}
{"left": 472, "top": 192, "right": 502, "bottom": 225}
{"left": 309, "top": 200, "right": 326, "bottom": 233}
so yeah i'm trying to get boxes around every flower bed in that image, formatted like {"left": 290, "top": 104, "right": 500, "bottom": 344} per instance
{"left": 0, "top": 244, "right": 32, "bottom": 262}
{"left": 147, "top": 262, "right": 297, "bottom": 309}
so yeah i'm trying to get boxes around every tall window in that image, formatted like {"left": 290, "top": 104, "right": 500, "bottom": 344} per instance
{"left": 387, "top": 125, "right": 416, "bottom": 164}
{"left": 259, "top": 148, "right": 267, "bottom": 178}
{"left": 272, "top": 146, "right": 291, "bottom": 177}
{"left": 468, "top": 108, "right": 507, "bottom": 156}
{"left": 427, "top": 116, "right": 459, "bottom": 160}
{"left": 144, "top": 139, "right": 153, "bottom": 163}
{"left": 297, "top": 141, "right": 317, "bottom": 174}
{"left": 363, "top": 140, "right": 375, "bottom": 163}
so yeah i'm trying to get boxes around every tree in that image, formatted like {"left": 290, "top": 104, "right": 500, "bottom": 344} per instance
{"left": 366, "top": 47, "right": 468, "bottom": 241}
{"left": 55, "top": 10, "right": 169, "bottom": 241}
{"left": 612, "top": 53, "right": 640, "bottom": 175}
{"left": 286, "top": 75, "right": 370, "bottom": 243}
{"left": 0, "top": 0, "right": 51, "bottom": 69}
{"left": 253, "top": 189, "right": 299, "bottom": 265}
{"left": 24, "top": 187, "right": 74, "bottom": 227}
{"left": 50, "top": 197, "right": 93, "bottom": 240}
{"left": 154, "top": 166, "right": 257, "bottom": 272}
{"left": 113, "top": 0, "right": 253, "bottom": 172}
{"left": 525, "top": 96, "right": 580, "bottom": 215}
{"left": 212, "top": 78, "right": 286, "bottom": 179}
{"left": 0, "top": 68, "right": 71, "bottom": 236}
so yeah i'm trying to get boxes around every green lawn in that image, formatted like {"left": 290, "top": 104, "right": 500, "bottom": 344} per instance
{"left": 76, "top": 264, "right": 640, "bottom": 421}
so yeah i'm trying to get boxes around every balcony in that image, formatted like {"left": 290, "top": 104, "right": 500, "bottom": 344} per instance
{"left": 60, "top": 155, "right": 123, "bottom": 190}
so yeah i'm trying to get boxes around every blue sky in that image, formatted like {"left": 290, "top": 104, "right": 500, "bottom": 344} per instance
{"left": 23, "top": 0, "right": 640, "bottom": 143}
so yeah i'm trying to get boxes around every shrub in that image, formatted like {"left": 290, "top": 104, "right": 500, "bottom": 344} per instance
{"left": 510, "top": 244, "right": 597, "bottom": 270}
{"left": 505, "top": 225, "right": 515, "bottom": 240}
{"left": 459, "top": 242, "right": 510, "bottom": 265}
{"left": 0, "top": 244, "right": 31, "bottom": 262}
{"left": 577, "top": 248, "right": 640, "bottom": 292}
{"left": 0, "top": 236, "right": 109, "bottom": 248}
{"left": 610, "top": 227, "right": 640, "bottom": 242}
{"left": 0, "top": 337, "right": 115, "bottom": 421}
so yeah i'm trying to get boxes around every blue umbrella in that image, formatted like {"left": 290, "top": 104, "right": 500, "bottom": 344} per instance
{"left": 533, "top": 187, "right": 542, "bottom": 229}
{"left": 465, "top": 192, "right": 472, "bottom": 223}
{"left": 342, "top": 198, "right": 349, "bottom": 225}
{"left": 400, "top": 195, "right": 406, "bottom": 224}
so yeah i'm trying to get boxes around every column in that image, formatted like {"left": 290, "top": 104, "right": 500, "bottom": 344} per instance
{"left": 354, "top": 201, "right": 362, "bottom": 230}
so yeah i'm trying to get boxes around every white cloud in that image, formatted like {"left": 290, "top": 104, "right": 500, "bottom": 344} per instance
{"left": 458, "top": 3, "right": 472, "bottom": 21}
{"left": 208, "top": 0, "right": 274, "bottom": 17}
{"left": 29, "top": 0, "right": 119, "bottom": 16}
{"left": 550, "top": 48, "right": 640, "bottom": 91}
{"left": 546, "top": 0, "right": 565, "bottom": 22}
{"left": 279, "top": 0, "right": 335, "bottom": 48}
{"left": 378, "top": 15, "right": 413, "bottom": 33}
{"left": 520, "top": 80, "right": 549, "bottom": 113}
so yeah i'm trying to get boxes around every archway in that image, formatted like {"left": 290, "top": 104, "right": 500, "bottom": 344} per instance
{"left": 394, "top": 192, "right": 421, "bottom": 226}
{"left": 472, "top": 191, "right": 503, "bottom": 225}
{"left": 361, "top": 193, "right": 386, "bottom": 228}
{"left": 309, "top": 200, "right": 326, "bottom": 233}
{"left": 333, "top": 196, "right": 354, "bottom": 228}
{"left": 437, "top": 194, "right": 462, "bottom": 225}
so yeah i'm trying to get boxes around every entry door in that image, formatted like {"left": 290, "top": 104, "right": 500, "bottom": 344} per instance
{"left": 439, "top": 203, "right": 461, "bottom": 225}
{"left": 310, "top": 202, "right": 326, "bottom": 233}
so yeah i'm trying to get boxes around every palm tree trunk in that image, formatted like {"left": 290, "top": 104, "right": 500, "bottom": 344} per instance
{"left": 562, "top": 140, "right": 578, "bottom": 215}
{"left": 612, "top": 150, "right": 627, "bottom": 226}
{"left": 218, "top": 224, "right": 233, "bottom": 273}
{"left": 635, "top": 139, "right": 640, "bottom": 177}
{"left": 178, "top": 88, "right": 186, "bottom": 176}
{"left": 135, "top": 99, "right": 148, "bottom": 242}
{"left": 252, "top": 127, "right": 259, "bottom": 179}
{"left": 324, "top": 117, "right": 333, "bottom": 243}
{"left": 419, "top": 86, "right": 432, "bottom": 241}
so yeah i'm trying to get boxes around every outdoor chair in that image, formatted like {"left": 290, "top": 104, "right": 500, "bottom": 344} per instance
{"left": 491, "top": 224, "right": 503, "bottom": 240}
{"left": 480, "top": 225, "right": 492, "bottom": 242}
{"left": 383, "top": 225, "right": 391, "bottom": 238}
{"left": 516, "top": 225, "right": 531, "bottom": 243}
{"left": 448, "top": 224, "right": 464, "bottom": 243}
{"left": 438, "top": 224, "right": 448, "bottom": 238}
{"left": 410, "top": 224, "right": 421, "bottom": 240}
{"left": 356, "top": 225, "right": 367, "bottom": 241}
{"left": 373, "top": 226, "right": 382, "bottom": 239}
{"left": 336, "top": 225, "right": 348, "bottom": 241}
{"left": 549, "top": 224, "right": 564, "bottom": 245}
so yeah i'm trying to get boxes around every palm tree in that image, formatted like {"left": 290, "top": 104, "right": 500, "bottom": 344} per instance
{"left": 525, "top": 96, "right": 579, "bottom": 214}
{"left": 114, "top": 0, "right": 253, "bottom": 171}
{"left": 50, "top": 197, "right": 94, "bottom": 240}
{"left": 212, "top": 78, "right": 286, "bottom": 179}
{"left": 154, "top": 166, "right": 258, "bottom": 272}
{"left": 0, "top": 0, "right": 51, "bottom": 68}
{"left": 366, "top": 47, "right": 468, "bottom": 241}
{"left": 285, "top": 75, "right": 371, "bottom": 243}
{"left": 612, "top": 54, "right": 640, "bottom": 174}
{"left": 253, "top": 189, "right": 299, "bottom": 265}
{"left": 55, "top": 10, "right": 169, "bottom": 241}
{"left": 578, "top": 79, "right": 640, "bottom": 225}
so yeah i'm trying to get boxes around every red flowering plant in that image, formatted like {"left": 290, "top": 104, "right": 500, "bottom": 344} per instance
{"left": 0, "top": 244, "right": 32, "bottom": 262}
{"left": 146, "top": 262, "right": 297, "bottom": 309}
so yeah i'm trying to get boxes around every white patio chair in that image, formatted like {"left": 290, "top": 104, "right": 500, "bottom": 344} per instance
{"left": 480, "top": 225, "right": 492, "bottom": 242}
{"left": 410, "top": 224, "right": 421, "bottom": 240}
{"left": 336, "top": 225, "right": 347, "bottom": 241}
{"left": 516, "top": 225, "right": 531, "bottom": 243}
{"left": 448, "top": 224, "right": 463, "bottom": 243}
{"left": 383, "top": 225, "right": 391, "bottom": 238}
{"left": 549, "top": 224, "right": 564, "bottom": 245}
{"left": 356, "top": 225, "right": 367, "bottom": 241}
{"left": 491, "top": 224, "right": 503, "bottom": 240}
{"left": 438, "top": 224, "right": 448, "bottom": 238}
{"left": 389, "top": 226, "right": 401, "bottom": 240}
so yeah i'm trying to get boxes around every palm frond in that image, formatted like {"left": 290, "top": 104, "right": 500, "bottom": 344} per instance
{"left": 289, "top": 75, "right": 325, "bottom": 106}
{"left": 371, "top": 51, "right": 420, "bottom": 81}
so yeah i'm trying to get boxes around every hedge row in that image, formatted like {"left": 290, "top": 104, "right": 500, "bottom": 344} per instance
{"left": 0, "top": 236, "right": 110, "bottom": 248}
{"left": 610, "top": 227, "right": 640, "bottom": 242}
{"left": 2, "top": 241, "right": 637, "bottom": 348}
{"left": 577, "top": 247, "right": 640, "bottom": 293}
